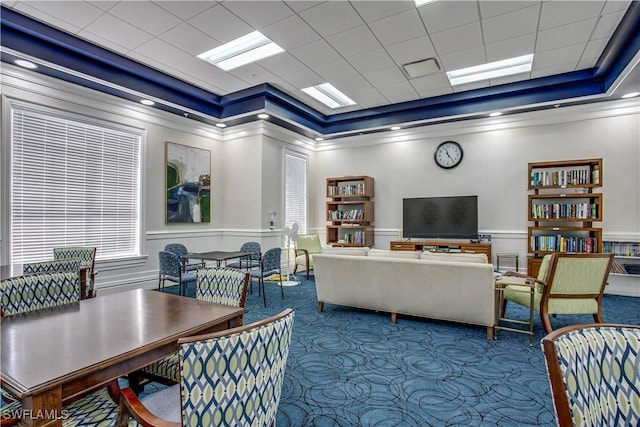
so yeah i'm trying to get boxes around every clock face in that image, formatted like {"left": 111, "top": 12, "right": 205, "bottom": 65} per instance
{"left": 434, "top": 141, "right": 463, "bottom": 169}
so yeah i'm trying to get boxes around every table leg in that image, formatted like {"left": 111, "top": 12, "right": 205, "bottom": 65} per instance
{"left": 528, "top": 286, "right": 535, "bottom": 347}
{"left": 20, "top": 386, "right": 63, "bottom": 427}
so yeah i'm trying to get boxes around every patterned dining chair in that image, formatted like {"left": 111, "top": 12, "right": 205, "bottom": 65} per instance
{"left": 541, "top": 323, "right": 640, "bottom": 426}
{"left": 0, "top": 271, "right": 80, "bottom": 317}
{"left": 0, "top": 273, "right": 120, "bottom": 427}
{"left": 53, "top": 246, "right": 98, "bottom": 298}
{"left": 164, "top": 243, "right": 200, "bottom": 272}
{"left": 118, "top": 309, "right": 295, "bottom": 427}
{"left": 158, "top": 251, "right": 197, "bottom": 296}
{"left": 251, "top": 247, "right": 284, "bottom": 307}
{"left": 136, "top": 267, "right": 250, "bottom": 387}
{"left": 227, "top": 241, "right": 261, "bottom": 293}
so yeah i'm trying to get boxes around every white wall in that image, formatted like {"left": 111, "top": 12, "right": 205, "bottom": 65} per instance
{"left": 2, "top": 64, "right": 639, "bottom": 296}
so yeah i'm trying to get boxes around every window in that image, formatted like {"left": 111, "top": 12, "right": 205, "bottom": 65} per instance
{"left": 284, "top": 151, "right": 307, "bottom": 234}
{"left": 9, "top": 102, "right": 142, "bottom": 263}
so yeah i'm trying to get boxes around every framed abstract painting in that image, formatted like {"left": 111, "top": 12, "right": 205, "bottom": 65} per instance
{"left": 166, "top": 141, "right": 211, "bottom": 223}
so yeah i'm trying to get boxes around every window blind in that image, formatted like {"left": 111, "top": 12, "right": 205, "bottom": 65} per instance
{"left": 10, "top": 103, "right": 141, "bottom": 263}
{"left": 284, "top": 151, "right": 307, "bottom": 234}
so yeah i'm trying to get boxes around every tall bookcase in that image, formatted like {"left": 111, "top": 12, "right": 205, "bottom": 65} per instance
{"left": 527, "top": 158, "right": 603, "bottom": 277}
{"left": 326, "top": 176, "right": 374, "bottom": 247}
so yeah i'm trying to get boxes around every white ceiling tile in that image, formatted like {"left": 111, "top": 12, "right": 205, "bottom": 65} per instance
{"left": 452, "top": 80, "right": 485, "bottom": 93}
{"left": 91, "top": 2, "right": 120, "bottom": 12}
{"left": 362, "top": 66, "right": 407, "bottom": 87}
{"left": 153, "top": 1, "right": 215, "bottom": 21}
{"left": 82, "top": 14, "right": 154, "bottom": 50}
{"left": 298, "top": 1, "right": 363, "bottom": 37}
{"left": 76, "top": 29, "right": 129, "bottom": 55}
{"left": 172, "top": 58, "right": 248, "bottom": 94}
{"left": 132, "top": 38, "right": 192, "bottom": 67}
{"left": 418, "top": 0, "right": 480, "bottom": 34}
{"left": 108, "top": 2, "right": 182, "bottom": 36}
{"left": 326, "top": 25, "right": 381, "bottom": 58}
{"left": 126, "top": 51, "right": 172, "bottom": 74}
{"left": 591, "top": 10, "right": 626, "bottom": 40}
{"left": 489, "top": 73, "right": 531, "bottom": 86}
{"left": 222, "top": 1, "right": 294, "bottom": 29}
{"left": 258, "top": 53, "right": 320, "bottom": 88}
{"left": 348, "top": 49, "right": 396, "bottom": 74}
{"left": 227, "top": 64, "right": 291, "bottom": 89}
{"left": 386, "top": 36, "right": 437, "bottom": 67}
{"left": 409, "top": 73, "right": 451, "bottom": 94}
{"left": 439, "top": 47, "right": 486, "bottom": 72}
{"left": 539, "top": 1, "right": 605, "bottom": 30}
{"left": 330, "top": 74, "right": 387, "bottom": 106}
{"left": 576, "top": 58, "right": 599, "bottom": 70}
{"left": 12, "top": 1, "right": 97, "bottom": 32}
{"left": 479, "top": 1, "right": 539, "bottom": 19}
{"left": 261, "top": 15, "right": 321, "bottom": 50}
{"left": 314, "top": 59, "right": 359, "bottom": 82}
{"left": 533, "top": 44, "right": 585, "bottom": 70}
{"left": 368, "top": 8, "right": 426, "bottom": 46}
{"left": 485, "top": 33, "right": 536, "bottom": 62}
{"left": 351, "top": 0, "right": 415, "bottom": 23}
{"left": 284, "top": 1, "right": 324, "bottom": 13}
{"left": 187, "top": 4, "right": 253, "bottom": 42}
{"left": 159, "top": 23, "right": 217, "bottom": 56}
{"left": 431, "top": 22, "right": 483, "bottom": 55}
{"left": 482, "top": 5, "right": 540, "bottom": 44}
{"left": 581, "top": 38, "right": 609, "bottom": 63}
{"left": 537, "top": 19, "right": 597, "bottom": 52}
{"left": 601, "top": 0, "right": 631, "bottom": 14}
{"left": 375, "top": 80, "right": 420, "bottom": 104}
{"left": 531, "top": 63, "right": 579, "bottom": 79}
{"left": 290, "top": 40, "right": 342, "bottom": 67}
{"left": 414, "top": 84, "right": 453, "bottom": 99}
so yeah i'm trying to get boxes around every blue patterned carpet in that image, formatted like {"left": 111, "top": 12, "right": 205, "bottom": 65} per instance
{"left": 162, "top": 274, "right": 640, "bottom": 427}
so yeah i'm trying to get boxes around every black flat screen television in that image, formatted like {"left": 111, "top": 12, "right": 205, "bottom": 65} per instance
{"left": 402, "top": 195, "right": 478, "bottom": 240}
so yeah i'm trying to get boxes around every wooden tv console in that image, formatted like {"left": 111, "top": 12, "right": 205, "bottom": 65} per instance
{"left": 390, "top": 240, "right": 492, "bottom": 263}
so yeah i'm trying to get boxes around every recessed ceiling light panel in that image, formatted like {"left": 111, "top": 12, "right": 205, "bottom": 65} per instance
{"left": 197, "top": 31, "right": 284, "bottom": 71}
{"left": 302, "top": 83, "right": 356, "bottom": 109}
{"left": 622, "top": 92, "right": 640, "bottom": 99}
{"left": 447, "top": 54, "right": 534, "bottom": 86}
{"left": 14, "top": 59, "right": 37, "bottom": 69}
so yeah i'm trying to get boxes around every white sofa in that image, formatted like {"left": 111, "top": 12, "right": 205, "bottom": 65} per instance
{"left": 313, "top": 249, "right": 496, "bottom": 339}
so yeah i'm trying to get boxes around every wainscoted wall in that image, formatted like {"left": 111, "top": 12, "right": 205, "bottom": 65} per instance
{"left": 1, "top": 65, "right": 639, "bottom": 296}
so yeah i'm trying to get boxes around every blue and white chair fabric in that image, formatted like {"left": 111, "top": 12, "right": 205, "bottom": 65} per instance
{"left": 541, "top": 323, "right": 640, "bottom": 426}
{"left": 158, "top": 250, "right": 197, "bottom": 296}
{"left": 23, "top": 259, "right": 81, "bottom": 274}
{"left": 227, "top": 241, "right": 262, "bottom": 269}
{"left": 139, "top": 267, "right": 250, "bottom": 385}
{"left": 53, "top": 246, "right": 97, "bottom": 298}
{"left": 119, "top": 309, "right": 295, "bottom": 427}
{"left": 164, "top": 243, "right": 200, "bottom": 272}
{"left": 250, "top": 247, "right": 284, "bottom": 307}
{"left": 0, "top": 271, "right": 80, "bottom": 317}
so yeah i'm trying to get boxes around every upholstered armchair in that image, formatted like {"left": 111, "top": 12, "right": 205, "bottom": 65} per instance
{"left": 502, "top": 253, "right": 613, "bottom": 333}
{"left": 118, "top": 309, "right": 295, "bottom": 427}
{"left": 251, "top": 247, "right": 284, "bottom": 307}
{"left": 294, "top": 234, "right": 322, "bottom": 279}
{"left": 164, "top": 243, "right": 201, "bottom": 272}
{"left": 136, "top": 267, "right": 250, "bottom": 386}
{"left": 541, "top": 323, "right": 640, "bottom": 426}
{"left": 158, "top": 250, "right": 197, "bottom": 296}
{"left": 53, "top": 246, "right": 98, "bottom": 298}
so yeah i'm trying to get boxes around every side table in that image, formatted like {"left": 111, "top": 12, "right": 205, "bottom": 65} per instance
{"left": 494, "top": 276, "right": 535, "bottom": 346}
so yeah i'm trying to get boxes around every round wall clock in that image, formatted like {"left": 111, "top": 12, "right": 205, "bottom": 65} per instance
{"left": 434, "top": 140, "right": 463, "bottom": 169}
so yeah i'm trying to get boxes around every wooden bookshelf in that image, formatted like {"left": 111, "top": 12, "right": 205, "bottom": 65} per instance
{"left": 326, "top": 176, "right": 374, "bottom": 247}
{"left": 527, "top": 159, "right": 603, "bottom": 277}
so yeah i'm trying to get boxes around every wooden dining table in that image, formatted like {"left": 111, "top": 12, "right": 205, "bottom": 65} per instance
{"left": 0, "top": 288, "right": 246, "bottom": 426}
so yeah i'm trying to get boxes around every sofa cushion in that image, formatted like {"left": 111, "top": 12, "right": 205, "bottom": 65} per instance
{"left": 420, "top": 251, "right": 487, "bottom": 263}
{"left": 321, "top": 247, "right": 370, "bottom": 256}
{"left": 368, "top": 249, "right": 420, "bottom": 259}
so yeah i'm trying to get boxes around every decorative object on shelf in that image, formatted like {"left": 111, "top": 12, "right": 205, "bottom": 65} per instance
{"left": 604, "top": 241, "right": 640, "bottom": 276}
{"left": 434, "top": 140, "right": 463, "bottom": 169}
{"left": 326, "top": 176, "right": 374, "bottom": 247}
{"left": 526, "top": 158, "right": 603, "bottom": 277}
{"left": 166, "top": 141, "right": 211, "bottom": 223}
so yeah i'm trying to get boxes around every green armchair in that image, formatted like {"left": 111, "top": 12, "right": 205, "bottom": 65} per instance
{"left": 294, "top": 234, "right": 322, "bottom": 279}
{"left": 502, "top": 253, "right": 613, "bottom": 334}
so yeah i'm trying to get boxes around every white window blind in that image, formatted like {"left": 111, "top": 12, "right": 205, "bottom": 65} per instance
{"left": 10, "top": 103, "right": 141, "bottom": 263}
{"left": 284, "top": 151, "right": 307, "bottom": 233}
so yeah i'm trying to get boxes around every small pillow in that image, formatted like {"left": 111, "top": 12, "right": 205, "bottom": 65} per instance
{"left": 368, "top": 249, "right": 420, "bottom": 259}
{"left": 321, "top": 247, "right": 369, "bottom": 256}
